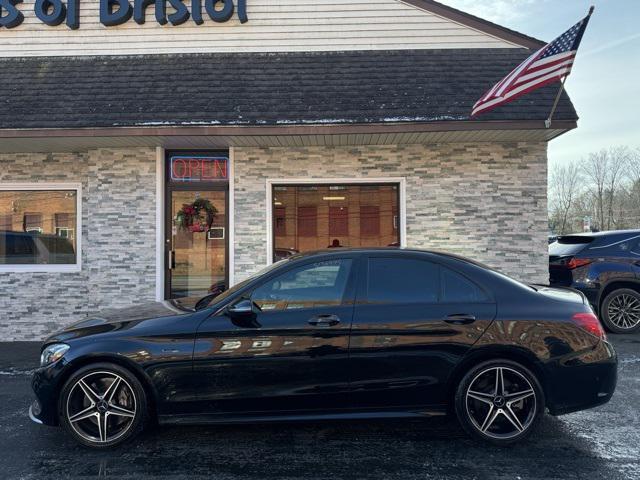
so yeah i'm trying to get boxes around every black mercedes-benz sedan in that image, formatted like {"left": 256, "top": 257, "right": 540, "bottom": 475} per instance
{"left": 30, "top": 249, "right": 617, "bottom": 448}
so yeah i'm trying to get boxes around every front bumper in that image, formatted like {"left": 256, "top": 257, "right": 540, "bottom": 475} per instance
{"left": 545, "top": 340, "right": 617, "bottom": 416}
{"left": 29, "top": 359, "right": 69, "bottom": 426}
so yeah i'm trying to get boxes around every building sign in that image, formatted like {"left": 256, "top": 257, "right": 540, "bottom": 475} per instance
{"left": 0, "top": 0, "right": 247, "bottom": 29}
{"left": 170, "top": 156, "right": 228, "bottom": 182}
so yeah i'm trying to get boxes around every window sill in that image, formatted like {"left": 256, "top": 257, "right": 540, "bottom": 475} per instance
{"left": 0, "top": 264, "right": 81, "bottom": 273}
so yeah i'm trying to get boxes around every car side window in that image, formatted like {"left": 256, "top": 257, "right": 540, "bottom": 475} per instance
{"left": 251, "top": 259, "right": 353, "bottom": 311}
{"left": 367, "top": 257, "right": 439, "bottom": 304}
{"left": 441, "top": 267, "right": 489, "bottom": 303}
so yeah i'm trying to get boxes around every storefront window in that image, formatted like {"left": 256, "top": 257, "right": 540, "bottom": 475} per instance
{"left": 0, "top": 188, "right": 79, "bottom": 266}
{"left": 272, "top": 183, "right": 400, "bottom": 261}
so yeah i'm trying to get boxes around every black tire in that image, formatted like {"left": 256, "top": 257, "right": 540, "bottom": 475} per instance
{"left": 600, "top": 288, "right": 640, "bottom": 334}
{"left": 58, "top": 362, "right": 148, "bottom": 449}
{"left": 455, "top": 359, "right": 544, "bottom": 446}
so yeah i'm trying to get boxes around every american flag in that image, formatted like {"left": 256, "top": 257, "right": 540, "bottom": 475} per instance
{"left": 471, "top": 10, "right": 593, "bottom": 117}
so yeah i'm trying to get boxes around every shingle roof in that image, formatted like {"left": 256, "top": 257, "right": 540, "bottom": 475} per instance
{"left": 0, "top": 49, "right": 577, "bottom": 130}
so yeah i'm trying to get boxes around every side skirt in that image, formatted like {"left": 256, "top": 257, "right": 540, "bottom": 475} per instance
{"left": 158, "top": 408, "right": 447, "bottom": 426}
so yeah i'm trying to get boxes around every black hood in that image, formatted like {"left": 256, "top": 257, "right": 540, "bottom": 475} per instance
{"left": 64, "top": 301, "right": 191, "bottom": 331}
{"left": 42, "top": 301, "right": 197, "bottom": 344}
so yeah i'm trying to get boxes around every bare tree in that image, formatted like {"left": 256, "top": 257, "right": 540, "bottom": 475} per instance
{"left": 549, "top": 145, "right": 640, "bottom": 234}
{"left": 606, "top": 147, "right": 630, "bottom": 229}
{"left": 582, "top": 150, "right": 607, "bottom": 230}
{"left": 626, "top": 148, "right": 640, "bottom": 226}
{"left": 582, "top": 148, "right": 628, "bottom": 230}
{"left": 549, "top": 161, "right": 582, "bottom": 234}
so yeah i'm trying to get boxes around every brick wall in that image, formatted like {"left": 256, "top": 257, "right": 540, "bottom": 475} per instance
{"left": 0, "top": 148, "right": 157, "bottom": 341}
{"left": 233, "top": 143, "right": 548, "bottom": 284}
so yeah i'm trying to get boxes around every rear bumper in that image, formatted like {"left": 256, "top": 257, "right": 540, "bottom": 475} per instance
{"left": 545, "top": 340, "right": 617, "bottom": 416}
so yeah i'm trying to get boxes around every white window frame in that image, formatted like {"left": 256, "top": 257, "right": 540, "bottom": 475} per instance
{"left": 0, "top": 182, "right": 82, "bottom": 273}
{"left": 265, "top": 177, "right": 407, "bottom": 266}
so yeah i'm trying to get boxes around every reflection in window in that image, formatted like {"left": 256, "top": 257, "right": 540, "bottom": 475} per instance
{"left": 272, "top": 184, "right": 400, "bottom": 261}
{"left": 360, "top": 206, "right": 380, "bottom": 236}
{"left": 252, "top": 259, "right": 352, "bottom": 311}
{"left": 0, "top": 190, "right": 77, "bottom": 265}
{"left": 274, "top": 206, "right": 287, "bottom": 236}
{"left": 23, "top": 213, "right": 43, "bottom": 233}
{"left": 329, "top": 207, "right": 348, "bottom": 236}
{"left": 297, "top": 206, "right": 317, "bottom": 237}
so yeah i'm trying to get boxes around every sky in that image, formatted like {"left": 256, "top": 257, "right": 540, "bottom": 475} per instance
{"left": 438, "top": 0, "right": 640, "bottom": 167}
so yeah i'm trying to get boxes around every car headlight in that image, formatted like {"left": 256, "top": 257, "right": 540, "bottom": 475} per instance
{"left": 40, "top": 344, "right": 69, "bottom": 366}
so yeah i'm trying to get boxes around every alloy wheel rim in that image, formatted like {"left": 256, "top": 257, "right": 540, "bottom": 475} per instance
{"left": 608, "top": 293, "right": 640, "bottom": 330}
{"left": 465, "top": 366, "right": 536, "bottom": 440}
{"left": 66, "top": 371, "right": 137, "bottom": 444}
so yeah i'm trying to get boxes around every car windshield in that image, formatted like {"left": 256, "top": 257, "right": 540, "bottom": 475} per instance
{"left": 549, "top": 236, "right": 594, "bottom": 256}
{"left": 195, "top": 259, "right": 289, "bottom": 310}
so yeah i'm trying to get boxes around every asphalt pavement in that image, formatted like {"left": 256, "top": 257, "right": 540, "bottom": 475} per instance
{"left": 1, "top": 334, "right": 639, "bottom": 480}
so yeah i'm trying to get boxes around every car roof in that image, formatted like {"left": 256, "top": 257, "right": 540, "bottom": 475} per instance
{"left": 560, "top": 229, "right": 640, "bottom": 238}
{"left": 289, "top": 247, "right": 493, "bottom": 269}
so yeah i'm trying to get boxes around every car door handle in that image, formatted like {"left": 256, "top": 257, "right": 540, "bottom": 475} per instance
{"left": 444, "top": 314, "right": 476, "bottom": 325}
{"left": 308, "top": 314, "right": 341, "bottom": 327}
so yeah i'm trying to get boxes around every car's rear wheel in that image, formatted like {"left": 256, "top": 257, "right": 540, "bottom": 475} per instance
{"left": 601, "top": 288, "right": 640, "bottom": 334}
{"left": 455, "top": 359, "right": 544, "bottom": 446}
{"left": 59, "top": 362, "right": 148, "bottom": 449}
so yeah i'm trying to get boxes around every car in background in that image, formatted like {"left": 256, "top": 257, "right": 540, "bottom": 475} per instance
{"left": 273, "top": 247, "right": 299, "bottom": 262}
{"left": 549, "top": 230, "right": 640, "bottom": 333}
{"left": 0, "top": 231, "right": 75, "bottom": 265}
{"left": 30, "top": 248, "right": 616, "bottom": 448}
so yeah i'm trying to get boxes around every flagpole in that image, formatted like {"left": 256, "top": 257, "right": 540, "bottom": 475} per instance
{"left": 545, "top": 76, "right": 568, "bottom": 129}
{"left": 545, "top": 5, "right": 594, "bottom": 129}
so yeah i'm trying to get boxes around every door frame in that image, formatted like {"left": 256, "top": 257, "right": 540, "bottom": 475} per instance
{"left": 162, "top": 149, "right": 232, "bottom": 300}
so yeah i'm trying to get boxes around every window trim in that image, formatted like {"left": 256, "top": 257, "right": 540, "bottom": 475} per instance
{"left": 265, "top": 177, "right": 407, "bottom": 266}
{"left": 0, "top": 183, "right": 82, "bottom": 273}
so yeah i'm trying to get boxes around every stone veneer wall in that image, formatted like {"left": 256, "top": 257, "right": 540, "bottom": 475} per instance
{"left": 0, "top": 143, "right": 548, "bottom": 340}
{"left": 233, "top": 143, "right": 548, "bottom": 284}
{"left": 0, "top": 148, "right": 157, "bottom": 340}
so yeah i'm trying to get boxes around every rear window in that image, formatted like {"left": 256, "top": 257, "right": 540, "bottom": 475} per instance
{"left": 549, "top": 236, "right": 594, "bottom": 256}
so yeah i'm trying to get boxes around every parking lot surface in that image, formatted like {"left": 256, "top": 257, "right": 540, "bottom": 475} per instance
{"left": 1, "top": 333, "right": 639, "bottom": 480}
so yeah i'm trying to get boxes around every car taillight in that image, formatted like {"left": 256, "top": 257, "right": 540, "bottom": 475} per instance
{"left": 571, "top": 312, "right": 606, "bottom": 340}
{"left": 565, "top": 257, "right": 592, "bottom": 270}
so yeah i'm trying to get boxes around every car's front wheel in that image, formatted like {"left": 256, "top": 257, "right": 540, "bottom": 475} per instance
{"left": 601, "top": 288, "right": 640, "bottom": 334}
{"left": 455, "top": 359, "right": 544, "bottom": 446}
{"left": 59, "top": 362, "right": 148, "bottom": 449}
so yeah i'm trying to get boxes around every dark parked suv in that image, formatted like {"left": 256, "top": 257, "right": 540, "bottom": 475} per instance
{"left": 549, "top": 230, "right": 640, "bottom": 333}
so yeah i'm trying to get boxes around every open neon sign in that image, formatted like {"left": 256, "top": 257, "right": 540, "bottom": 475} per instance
{"left": 170, "top": 156, "right": 228, "bottom": 182}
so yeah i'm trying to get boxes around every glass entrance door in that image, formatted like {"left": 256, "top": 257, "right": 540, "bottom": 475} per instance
{"left": 165, "top": 151, "right": 230, "bottom": 300}
{"left": 167, "top": 189, "right": 228, "bottom": 299}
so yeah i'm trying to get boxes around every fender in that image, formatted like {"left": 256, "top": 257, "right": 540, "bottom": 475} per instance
{"left": 596, "top": 277, "right": 640, "bottom": 306}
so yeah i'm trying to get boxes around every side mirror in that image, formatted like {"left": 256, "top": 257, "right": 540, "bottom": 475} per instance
{"left": 226, "top": 299, "right": 255, "bottom": 318}
{"left": 226, "top": 299, "right": 261, "bottom": 328}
